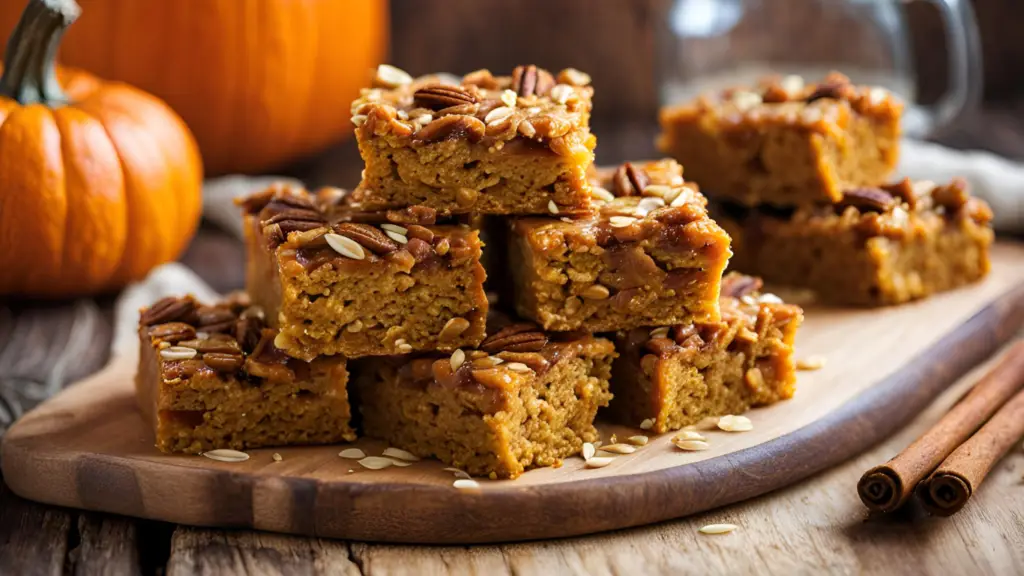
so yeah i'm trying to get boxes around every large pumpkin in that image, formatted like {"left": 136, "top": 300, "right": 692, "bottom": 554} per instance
{"left": 0, "top": 0, "right": 202, "bottom": 297}
{"left": 0, "top": 0, "right": 389, "bottom": 175}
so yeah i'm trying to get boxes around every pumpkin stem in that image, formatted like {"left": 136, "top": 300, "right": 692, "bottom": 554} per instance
{"left": 0, "top": 0, "right": 80, "bottom": 106}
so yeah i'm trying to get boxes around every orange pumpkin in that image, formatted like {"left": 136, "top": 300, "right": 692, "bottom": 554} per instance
{"left": 0, "top": 0, "right": 389, "bottom": 175}
{"left": 0, "top": 0, "right": 202, "bottom": 298}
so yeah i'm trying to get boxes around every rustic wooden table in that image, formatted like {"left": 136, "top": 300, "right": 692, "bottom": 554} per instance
{"left": 3, "top": 111, "right": 1024, "bottom": 575}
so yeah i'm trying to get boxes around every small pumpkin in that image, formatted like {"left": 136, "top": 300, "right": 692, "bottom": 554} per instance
{"left": 0, "top": 0, "right": 202, "bottom": 298}
{"left": 0, "top": 0, "right": 390, "bottom": 175}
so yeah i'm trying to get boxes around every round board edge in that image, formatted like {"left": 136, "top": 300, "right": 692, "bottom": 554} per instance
{"left": 3, "top": 283, "right": 1024, "bottom": 544}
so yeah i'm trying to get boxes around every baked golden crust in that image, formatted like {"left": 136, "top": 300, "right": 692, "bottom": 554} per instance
{"left": 358, "top": 319, "right": 616, "bottom": 479}
{"left": 348, "top": 65, "right": 596, "bottom": 215}
{"left": 509, "top": 159, "right": 731, "bottom": 331}
{"left": 717, "top": 178, "right": 994, "bottom": 305}
{"left": 135, "top": 294, "right": 356, "bottom": 454}
{"left": 658, "top": 72, "right": 903, "bottom": 207}
{"left": 239, "top": 184, "right": 489, "bottom": 359}
{"left": 609, "top": 274, "right": 802, "bottom": 433}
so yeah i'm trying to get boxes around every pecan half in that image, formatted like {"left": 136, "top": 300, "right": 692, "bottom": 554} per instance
{"left": 386, "top": 205, "right": 438, "bottom": 226}
{"left": 612, "top": 162, "right": 650, "bottom": 197}
{"left": 480, "top": 323, "right": 548, "bottom": 353}
{"left": 177, "top": 334, "right": 241, "bottom": 354}
{"left": 336, "top": 223, "right": 399, "bottom": 254}
{"left": 720, "top": 274, "right": 763, "bottom": 300}
{"left": 263, "top": 207, "right": 324, "bottom": 227}
{"left": 141, "top": 297, "right": 196, "bottom": 326}
{"left": 495, "top": 351, "right": 549, "bottom": 373}
{"left": 837, "top": 188, "right": 897, "bottom": 213}
{"left": 414, "top": 84, "right": 477, "bottom": 110}
{"left": 196, "top": 307, "right": 237, "bottom": 333}
{"left": 511, "top": 65, "right": 555, "bottom": 98}
{"left": 203, "top": 352, "right": 245, "bottom": 373}
{"left": 148, "top": 322, "right": 197, "bottom": 343}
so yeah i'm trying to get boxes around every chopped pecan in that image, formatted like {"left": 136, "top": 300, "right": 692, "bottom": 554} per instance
{"left": 930, "top": 177, "right": 970, "bottom": 212}
{"left": 235, "top": 317, "right": 264, "bottom": 353}
{"left": 405, "top": 237, "right": 434, "bottom": 262}
{"left": 386, "top": 205, "right": 438, "bottom": 226}
{"left": 805, "top": 73, "right": 855, "bottom": 103}
{"left": 203, "top": 352, "right": 245, "bottom": 373}
{"left": 415, "top": 115, "right": 486, "bottom": 143}
{"left": 162, "top": 359, "right": 202, "bottom": 380}
{"left": 760, "top": 83, "right": 791, "bottom": 104}
{"left": 414, "top": 84, "right": 477, "bottom": 110}
{"left": 462, "top": 69, "right": 501, "bottom": 90}
{"left": 480, "top": 323, "right": 548, "bottom": 353}
{"left": 964, "top": 197, "right": 993, "bottom": 225}
{"left": 336, "top": 223, "right": 399, "bottom": 254}
{"left": 612, "top": 162, "right": 650, "bottom": 197}
{"left": 196, "top": 306, "right": 237, "bottom": 333}
{"left": 148, "top": 322, "right": 196, "bottom": 343}
{"left": 720, "top": 274, "right": 764, "bottom": 299}
{"left": 671, "top": 324, "right": 699, "bottom": 344}
{"left": 881, "top": 177, "right": 918, "bottom": 210}
{"left": 511, "top": 65, "right": 555, "bottom": 98}
{"left": 140, "top": 296, "right": 196, "bottom": 326}
{"left": 644, "top": 337, "right": 679, "bottom": 355}
{"left": 836, "top": 188, "right": 897, "bottom": 213}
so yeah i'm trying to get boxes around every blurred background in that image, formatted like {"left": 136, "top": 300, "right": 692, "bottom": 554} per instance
{"left": 1, "top": 0, "right": 1020, "bottom": 182}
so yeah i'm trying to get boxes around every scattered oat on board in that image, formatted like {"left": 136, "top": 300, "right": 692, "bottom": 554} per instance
{"left": 699, "top": 523, "right": 739, "bottom": 535}
{"left": 718, "top": 415, "right": 754, "bottom": 432}
{"left": 454, "top": 479, "right": 482, "bottom": 492}
{"left": 202, "top": 449, "right": 249, "bottom": 463}
{"left": 358, "top": 456, "right": 394, "bottom": 470}
{"left": 339, "top": 448, "right": 367, "bottom": 459}
{"left": 797, "top": 355, "right": 827, "bottom": 370}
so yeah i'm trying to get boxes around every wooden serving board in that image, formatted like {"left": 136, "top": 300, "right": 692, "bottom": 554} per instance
{"left": 4, "top": 243, "right": 1024, "bottom": 544}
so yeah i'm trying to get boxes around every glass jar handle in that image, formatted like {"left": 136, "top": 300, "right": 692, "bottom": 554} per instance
{"left": 914, "top": 0, "right": 982, "bottom": 138}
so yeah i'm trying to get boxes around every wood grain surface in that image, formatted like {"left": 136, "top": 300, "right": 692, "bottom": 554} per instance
{"left": 4, "top": 244, "right": 1024, "bottom": 545}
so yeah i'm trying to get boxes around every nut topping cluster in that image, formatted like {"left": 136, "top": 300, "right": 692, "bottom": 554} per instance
{"left": 140, "top": 295, "right": 293, "bottom": 379}
{"left": 831, "top": 177, "right": 992, "bottom": 229}
{"left": 694, "top": 72, "right": 900, "bottom": 123}
{"left": 351, "top": 64, "right": 594, "bottom": 155}
{"left": 246, "top": 185, "right": 475, "bottom": 267}
{"left": 589, "top": 160, "right": 709, "bottom": 226}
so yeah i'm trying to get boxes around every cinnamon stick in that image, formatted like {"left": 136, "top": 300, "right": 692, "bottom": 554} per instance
{"left": 857, "top": 341, "right": 1024, "bottom": 513}
{"left": 916, "top": 386, "right": 1024, "bottom": 516}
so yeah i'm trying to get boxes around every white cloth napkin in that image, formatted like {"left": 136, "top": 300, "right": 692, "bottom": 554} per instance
{"left": 111, "top": 139, "right": 1024, "bottom": 356}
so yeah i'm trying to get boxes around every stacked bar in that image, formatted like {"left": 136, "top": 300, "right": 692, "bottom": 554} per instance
{"left": 658, "top": 72, "right": 994, "bottom": 305}
{"left": 135, "top": 64, "right": 822, "bottom": 477}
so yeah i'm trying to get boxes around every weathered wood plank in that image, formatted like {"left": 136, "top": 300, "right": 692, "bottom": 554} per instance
{"left": 69, "top": 515, "right": 142, "bottom": 576}
{"left": 0, "top": 475, "right": 73, "bottom": 576}
{"left": 166, "top": 527, "right": 361, "bottom": 576}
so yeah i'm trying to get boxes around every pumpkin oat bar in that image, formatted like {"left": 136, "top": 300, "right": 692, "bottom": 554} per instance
{"left": 239, "top": 184, "right": 488, "bottom": 360}
{"left": 347, "top": 64, "right": 596, "bottom": 215}
{"left": 357, "top": 319, "right": 616, "bottom": 479}
{"left": 508, "top": 159, "right": 732, "bottom": 332}
{"left": 610, "top": 274, "right": 802, "bottom": 434}
{"left": 658, "top": 72, "right": 902, "bottom": 207}
{"left": 136, "top": 294, "right": 356, "bottom": 454}
{"left": 717, "top": 178, "right": 994, "bottom": 306}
